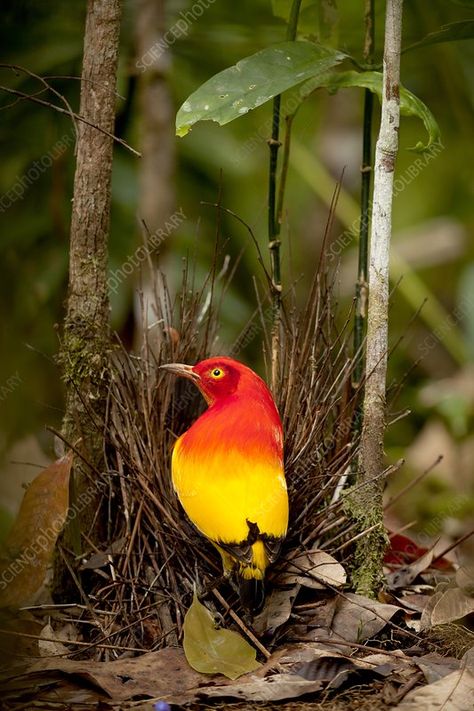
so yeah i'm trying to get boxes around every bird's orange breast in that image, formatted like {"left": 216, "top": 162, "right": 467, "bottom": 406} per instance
{"left": 171, "top": 394, "right": 288, "bottom": 547}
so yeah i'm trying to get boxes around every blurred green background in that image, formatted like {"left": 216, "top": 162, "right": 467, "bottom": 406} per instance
{"left": 0, "top": 0, "right": 473, "bottom": 554}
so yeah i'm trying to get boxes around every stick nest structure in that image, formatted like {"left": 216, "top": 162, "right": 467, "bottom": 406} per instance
{"left": 69, "top": 249, "right": 364, "bottom": 660}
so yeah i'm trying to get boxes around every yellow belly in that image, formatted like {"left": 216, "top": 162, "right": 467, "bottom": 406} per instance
{"left": 171, "top": 436, "right": 288, "bottom": 546}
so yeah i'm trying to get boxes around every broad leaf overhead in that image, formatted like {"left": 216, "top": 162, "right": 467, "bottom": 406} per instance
{"left": 176, "top": 41, "right": 346, "bottom": 136}
{"left": 295, "top": 70, "right": 441, "bottom": 152}
{"left": 403, "top": 20, "right": 474, "bottom": 53}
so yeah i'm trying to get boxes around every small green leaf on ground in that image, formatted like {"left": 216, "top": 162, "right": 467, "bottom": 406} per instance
{"left": 176, "top": 41, "right": 345, "bottom": 136}
{"left": 183, "top": 593, "right": 261, "bottom": 679}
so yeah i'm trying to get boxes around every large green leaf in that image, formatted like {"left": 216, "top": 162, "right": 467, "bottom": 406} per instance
{"left": 183, "top": 593, "right": 261, "bottom": 679}
{"left": 295, "top": 70, "right": 440, "bottom": 152}
{"left": 176, "top": 41, "right": 346, "bottom": 137}
{"left": 403, "top": 20, "right": 474, "bottom": 53}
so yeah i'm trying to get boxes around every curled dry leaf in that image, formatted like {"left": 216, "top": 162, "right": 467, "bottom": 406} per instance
{"left": 26, "top": 648, "right": 204, "bottom": 703}
{"left": 412, "top": 652, "right": 460, "bottom": 684}
{"left": 80, "top": 535, "right": 128, "bottom": 570}
{"left": 456, "top": 565, "right": 474, "bottom": 595}
{"left": 280, "top": 549, "right": 346, "bottom": 589}
{"left": 198, "top": 672, "right": 325, "bottom": 702}
{"left": 183, "top": 593, "right": 261, "bottom": 680}
{"left": 331, "top": 593, "right": 402, "bottom": 643}
{"left": 429, "top": 587, "right": 474, "bottom": 627}
{"left": 38, "top": 622, "right": 70, "bottom": 658}
{"left": 253, "top": 585, "right": 299, "bottom": 635}
{"left": 395, "top": 649, "right": 474, "bottom": 711}
{"left": 386, "top": 548, "right": 434, "bottom": 590}
{"left": 0, "top": 452, "right": 73, "bottom": 608}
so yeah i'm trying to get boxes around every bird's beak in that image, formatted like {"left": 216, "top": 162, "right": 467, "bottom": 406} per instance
{"left": 160, "top": 363, "right": 201, "bottom": 383}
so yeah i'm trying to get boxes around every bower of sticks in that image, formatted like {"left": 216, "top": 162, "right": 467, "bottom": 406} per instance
{"left": 99, "top": 251, "right": 358, "bottom": 656}
{"left": 2, "top": 248, "right": 473, "bottom": 711}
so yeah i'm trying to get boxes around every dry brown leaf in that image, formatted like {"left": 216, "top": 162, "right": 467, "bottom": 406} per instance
{"left": 420, "top": 589, "right": 445, "bottom": 630}
{"left": 280, "top": 549, "right": 346, "bottom": 589}
{"left": 253, "top": 585, "right": 299, "bottom": 635}
{"left": 430, "top": 587, "right": 474, "bottom": 626}
{"left": 456, "top": 565, "right": 474, "bottom": 595}
{"left": 386, "top": 548, "right": 434, "bottom": 590}
{"left": 27, "top": 648, "right": 205, "bottom": 703}
{"left": 80, "top": 535, "right": 128, "bottom": 571}
{"left": 280, "top": 645, "right": 404, "bottom": 690}
{"left": 198, "top": 672, "right": 325, "bottom": 702}
{"left": 38, "top": 622, "right": 70, "bottom": 658}
{"left": 413, "top": 652, "right": 461, "bottom": 684}
{"left": 395, "top": 650, "right": 474, "bottom": 710}
{"left": 331, "top": 593, "right": 402, "bottom": 643}
{"left": 0, "top": 452, "right": 73, "bottom": 608}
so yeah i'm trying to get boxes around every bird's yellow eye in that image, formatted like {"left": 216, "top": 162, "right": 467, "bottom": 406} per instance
{"left": 211, "top": 368, "right": 224, "bottom": 379}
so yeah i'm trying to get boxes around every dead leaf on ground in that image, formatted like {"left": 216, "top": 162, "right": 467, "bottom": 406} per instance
{"left": 393, "top": 591, "right": 434, "bottom": 613}
{"left": 280, "top": 644, "right": 406, "bottom": 690}
{"left": 38, "top": 621, "right": 70, "bottom": 658}
{"left": 456, "top": 565, "right": 474, "bottom": 595}
{"left": 395, "top": 649, "right": 474, "bottom": 710}
{"left": 429, "top": 587, "right": 474, "bottom": 627}
{"left": 253, "top": 585, "right": 299, "bottom": 635}
{"left": 197, "top": 672, "right": 325, "bottom": 702}
{"left": 183, "top": 593, "right": 261, "bottom": 679}
{"left": 21, "top": 647, "right": 205, "bottom": 703}
{"left": 412, "top": 652, "right": 461, "bottom": 684}
{"left": 331, "top": 593, "right": 402, "bottom": 643}
{"left": 0, "top": 452, "right": 73, "bottom": 608}
{"left": 386, "top": 548, "right": 434, "bottom": 590}
{"left": 80, "top": 535, "right": 128, "bottom": 570}
{"left": 279, "top": 549, "right": 346, "bottom": 589}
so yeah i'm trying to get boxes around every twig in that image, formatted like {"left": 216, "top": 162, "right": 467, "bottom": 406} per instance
{"left": 431, "top": 526, "right": 474, "bottom": 565}
{"left": 384, "top": 455, "right": 443, "bottom": 511}
{"left": 212, "top": 588, "right": 271, "bottom": 659}
{"left": 0, "top": 85, "right": 141, "bottom": 157}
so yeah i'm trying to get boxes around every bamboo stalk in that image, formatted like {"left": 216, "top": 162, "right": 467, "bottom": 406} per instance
{"left": 268, "top": 0, "right": 302, "bottom": 392}
{"left": 352, "top": 0, "right": 404, "bottom": 597}
{"left": 352, "top": 0, "right": 375, "bottom": 436}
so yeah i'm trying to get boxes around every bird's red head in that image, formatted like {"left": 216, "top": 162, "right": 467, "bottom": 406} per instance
{"left": 161, "top": 356, "right": 273, "bottom": 407}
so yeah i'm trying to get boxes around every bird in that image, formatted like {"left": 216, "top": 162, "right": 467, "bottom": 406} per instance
{"left": 161, "top": 356, "right": 288, "bottom": 614}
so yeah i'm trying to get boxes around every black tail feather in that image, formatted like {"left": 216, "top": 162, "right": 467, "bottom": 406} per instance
{"left": 238, "top": 575, "right": 265, "bottom": 616}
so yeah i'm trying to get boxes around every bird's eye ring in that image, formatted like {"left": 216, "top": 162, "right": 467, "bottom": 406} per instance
{"left": 211, "top": 368, "right": 224, "bottom": 378}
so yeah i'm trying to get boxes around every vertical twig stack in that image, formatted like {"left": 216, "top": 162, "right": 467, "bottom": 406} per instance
{"left": 352, "top": 0, "right": 404, "bottom": 596}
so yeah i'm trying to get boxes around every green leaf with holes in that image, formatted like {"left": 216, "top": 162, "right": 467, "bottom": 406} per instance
{"left": 183, "top": 593, "right": 261, "bottom": 679}
{"left": 176, "top": 41, "right": 346, "bottom": 137}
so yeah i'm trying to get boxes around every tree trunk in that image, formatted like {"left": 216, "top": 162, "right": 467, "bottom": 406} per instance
{"left": 134, "top": 0, "right": 175, "bottom": 351}
{"left": 135, "top": 0, "right": 175, "bottom": 239}
{"left": 350, "top": 0, "right": 403, "bottom": 597}
{"left": 54, "top": 0, "right": 122, "bottom": 596}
